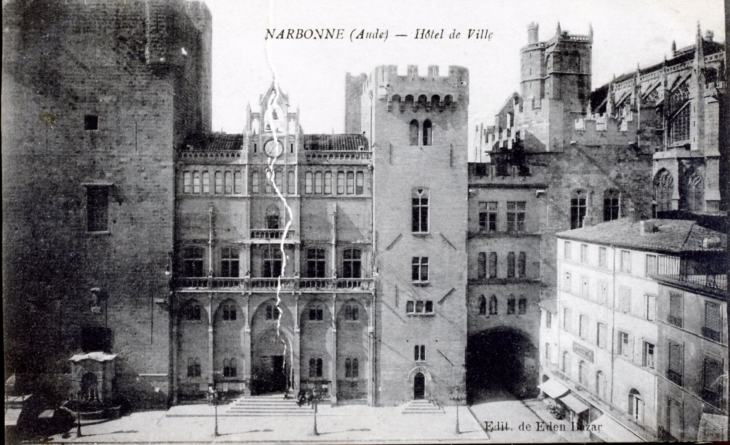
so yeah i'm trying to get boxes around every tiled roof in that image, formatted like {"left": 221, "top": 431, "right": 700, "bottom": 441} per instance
{"left": 557, "top": 219, "right": 726, "bottom": 254}
{"left": 183, "top": 133, "right": 243, "bottom": 151}
{"left": 303, "top": 134, "right": 368, "bottom": 151}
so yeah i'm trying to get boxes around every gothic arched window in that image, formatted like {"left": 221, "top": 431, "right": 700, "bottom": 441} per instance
{"left": 603, "top": 189, "right": 620, "bottom": 221}
{"left": 409, "top": 120, "right": 419, "bottom": 146}
{"left": 653, "top": 169, "right": 674, "bottom": 213}
{"left": 570, "top": 189, "right": 587, "bottom": 229}
{"left": 422, "top": 119, "right": 433, "bottom": 146}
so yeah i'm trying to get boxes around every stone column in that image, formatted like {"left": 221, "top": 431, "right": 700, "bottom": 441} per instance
{"left": 208, "top": 294, "right": 215, "bottom": 385}
{"left": 243, "top": 292, "right": 252, "bottom": 396}
{"left": 293, "top": 292, "right": 301, "bottom": 392}
{"left": 330, "top": 293, "right": 338, "bottom": 404}
{"left": 366, "top": 293, "right": 375, "bottom": 406}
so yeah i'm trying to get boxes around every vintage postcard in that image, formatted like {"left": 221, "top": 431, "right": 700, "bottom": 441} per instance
{"left": 2, "top": 0, "right": 728, "bottom": 443}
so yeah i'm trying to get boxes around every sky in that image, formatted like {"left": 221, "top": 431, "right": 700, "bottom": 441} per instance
{"left": 204, "top": 0, "right": 726, "bottom": 144}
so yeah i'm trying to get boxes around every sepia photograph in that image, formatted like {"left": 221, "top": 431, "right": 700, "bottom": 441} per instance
{"left": 2, "top": 0, "right": 728, "bottom": 443}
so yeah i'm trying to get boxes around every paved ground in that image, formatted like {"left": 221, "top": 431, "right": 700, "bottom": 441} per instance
{"left": 40, "top": 387, "right": 600, "bottom": 444}
{"left": 468, "top": 386, "right": 599, "bottom": 443}
{"left": 44, "top": 402, "right": 488, "bottom": 444}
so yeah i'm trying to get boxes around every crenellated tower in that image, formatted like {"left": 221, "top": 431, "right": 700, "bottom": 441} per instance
{"left": 351, "top": 65, "right": 469, "bottom": 405}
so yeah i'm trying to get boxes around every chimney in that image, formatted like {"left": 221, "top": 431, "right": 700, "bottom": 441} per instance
{"left": 702, "top": 236, "right": 721, "bottom": 248}
{"left": 640, "top": 221, "right": 656, "bottom": 235}
{"left": 705, "top": 30, "right": 714, "bottom": 42}
{"left": 527, "top": 22, "right": 539, "bottom": 44}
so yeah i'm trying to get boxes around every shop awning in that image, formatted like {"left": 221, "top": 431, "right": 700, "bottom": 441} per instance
{"left": 558, "top": 393, "right": 589, "bottom": 414}
{"left": 589, "top": 415, "right": 643, "bottom": 442}
{"left": 4, "top": 409, "right": 21, "bottom": 427}
{"left": 698, "top": 413, "right": 727, "bottom": 442}
{"left": 538, "top": 378, "right": 569, "bottom": 399}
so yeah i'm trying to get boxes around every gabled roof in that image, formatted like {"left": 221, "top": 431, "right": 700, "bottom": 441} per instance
{"left": 557, "top": 219, "right": 726, "bottom": 254}
{"left": 303, "top": 134, "right": 368, "bottom": 151}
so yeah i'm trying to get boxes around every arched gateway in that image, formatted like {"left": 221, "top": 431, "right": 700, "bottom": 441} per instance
{"left": 466, "top": 327, "right": 537, "bottom": 404}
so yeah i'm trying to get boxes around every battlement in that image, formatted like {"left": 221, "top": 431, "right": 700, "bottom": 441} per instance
{"left": 363, "top": 65, "right": 468, "bottom": 109}
{"left": 572, "top": 113, "right": 639, "bottom": 145}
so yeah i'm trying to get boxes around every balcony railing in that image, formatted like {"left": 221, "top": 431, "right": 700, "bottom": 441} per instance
{"left": 667, "top": 315, "right": 683, "bottom": 328}
{"left": 305, "top": 151, "right": 372, "bottom": 162}
{"left": 702, "top": 327, "right": 721, "bottom": 342}
{"left": 663, "top": 274, "right": 728, "bottom": 292}
{"left": 175, "top": 277, "right": 374, "bottom": 292}
{"left": 250, "top": 229, "right": 295, "bottom": 240}
{"left": 666, "top": 369, "right": 683, "bottom": 386}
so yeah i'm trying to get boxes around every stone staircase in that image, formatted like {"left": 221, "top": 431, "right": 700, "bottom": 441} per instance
{"left": 225, "top": 394, "right": 321, "bottom": 416}
{"left": 401, "top": 399, "right": 444, "bottom": 414}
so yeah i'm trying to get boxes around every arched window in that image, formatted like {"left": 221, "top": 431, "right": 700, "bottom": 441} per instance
{"left": 489, "top": 295, "right": 498, "bottom": 315}
{"left": 431, "top": 95, "right": 440, "bottom": 105}
{"left": 188, "top": 357, "right": 201, "bottom": 377}
{"left": 409, "top": 120, "right": 419, "bottom": 146}
{"left": 306, "top": 248, "right": 326, "bottom": 278}
{"left": 562, "top": 352, "right": 571, "bottom": 376}
{"left": 518, "top": 297, "right": 527, "bottom": 314}
{"left": 183, "top": 171, "right": 192, "bottom": 194}
{"left": 224, "top": 171, "right": 233, "bottom": 194}
{"left": 418, "top": 95, "right": 428, "bottom": 108}
{"left": 669, "top": 105, "right": 690, "bottom": 144}
{"left": 234, "top": 171, "right": 242, "bottom": 194}
{"left": 412, "top": 188, "right": 429, "bottom": 233}
{"left": 682, "top": 170, "right": 703, "bottom": 212}
{"left": 265, "top": 169, "right": 273, "bottom": 194}
{"left": 477, "top": 252, "right": 487, "bottom": 279}
{"left": 356, "top": 172, "right": 364, "bottom": 195}
{"left": 337, "top": 172, "right": 345, "bottom": 194}
{"left": 287, "top": 170, "right": 295, "bottom": 195}
{"left": 266, "top": 205, "right": 279, "bottom": 229}
{"left": 324, "top": 171, "right": 332, "bottom": 194}
{"left": 202, "top": 171, "right": 210, "bottom": 194}
{"left": 488, "top": 252, "right": 497, "bottom": 278}
{"left": 183, "top": 247, "right": 204, "bottom": 277}
{"left": 422, "top": 119, "right": 433, "bottom": 146}
{"left": 478, "top": 295, "right": 487, "bottom": 315}
{"left": 653, "top": 169, "right": 673, "bottom": 213}
{"left": 186, "top": 303, "right": 202, "bottom": 321}
{"left": 346, "top": 172, "right": 355, "bottom": 194}
{"left": 507, "top": 252, "right": 516, "bottom": 278}
{"left": 570, "top": 189, "right": 587, "bottom": 229}
{"left": 578, "top": 360, "right": 587, "bottom": 385}
{"left": 262, "top": 246, "right": 282, "bottom": 277}
{"left": 629, "top": 389, "right": 644, "bottom": 421}
{"left": 316, "top": 358, "right": 323, "bottom": 377}
{"left": 314, "top": 171, "right": 323, "bottom": 194}
{"left": 343, "top": 249, "right": 362, "bottom": 278}
{"left": 275, "top": 169, "right": 283, "bottom": 192}
{"left": 518, "top": 252, "right": 526, "bottom": 277}
{"left": 251, "top": 171, "right": 260, "bottom": 194}
{"left": 215, "top": 171, "right": 223, "bottom": 194}
{"left": 344, "top": 304, "right": 359, "bottom": 321}
{"left": 308, "top": 304, "right": 324, "bottom": 321}
{"left": 507, "top": 295, "right": 516, "bottom": 314}
{"left": 596, "top": 371, "right": 606, "bottom": 399}
{"left": 305, "top": 171, "right": 313, "bottom": 194}
{"left": 193, "top": 171, "right": 201, "bottom": 194}
{"left": 222, "top": 303, "right": 237, "bottom": 320}
{"left": 603, "top": 189, "right": 620, "bottom": 221}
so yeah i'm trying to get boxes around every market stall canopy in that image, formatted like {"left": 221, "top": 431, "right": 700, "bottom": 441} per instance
{"left": 69, "top": 352, "right": 117, "bottom": 363}
{"left": 558, "top": 393, "right": 589, "bottom": 414}
{"left": 698, "top": 413, "right": 727, "bottom": 442}
{"left": 538, "top": 378, "right": 569, "bottom": 399}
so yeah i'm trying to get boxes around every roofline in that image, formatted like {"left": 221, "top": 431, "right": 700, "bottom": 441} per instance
{"left": 555, "top": 232, "right": 726, "bottom": 255}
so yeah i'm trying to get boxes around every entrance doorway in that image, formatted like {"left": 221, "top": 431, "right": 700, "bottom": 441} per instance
{"left": 414, "top": 372, "right": 425, "bottom": 399}
{"left": 253, "top": 355, "right": 287, "bottom": 395}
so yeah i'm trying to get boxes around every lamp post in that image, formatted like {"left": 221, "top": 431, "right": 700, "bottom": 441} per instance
{"left": 209, "top": 383, "right": 219, "bottom": 437}
{"left": 310, "top": 386, "right": 321, "bottom": 436}
{"left": 450, "top": 384, "right": 465, "bottom": 435}
{"left": 76, "top": 392, "right": 83, "bottom": 437}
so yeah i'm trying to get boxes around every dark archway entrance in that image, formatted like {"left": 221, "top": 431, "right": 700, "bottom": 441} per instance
{"left": 414, "top": 373, "right": 425, "bottom": 399}
{"left": 251, "top": 329, "right": 291, "bottom": 395}
{"left": 466, "top": 327, "right": 537, "bottom": 404}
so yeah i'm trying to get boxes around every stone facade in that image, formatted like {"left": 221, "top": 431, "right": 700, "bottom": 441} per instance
{"left": 2, "top": 0, "right": 211, "bottom": 404}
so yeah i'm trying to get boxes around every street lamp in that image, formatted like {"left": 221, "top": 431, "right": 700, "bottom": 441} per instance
{"left": 209, "top": 383, "right": 219, "bottom": 437}
{"left": 450, "top": 384, "right": 465, "bottom": 435}
{"left": 76, "top": 392, "right": 83, "bottom": 437}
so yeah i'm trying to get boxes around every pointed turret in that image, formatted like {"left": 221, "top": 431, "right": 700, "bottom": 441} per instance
{"left": 588, "top": 23, "right": 593, "bottom": 42}
{"left": 556, "top": 22, "right": 562, "bottom": 37}
{"left": 671, "top": 40, "right": 677, "bottom": 56}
